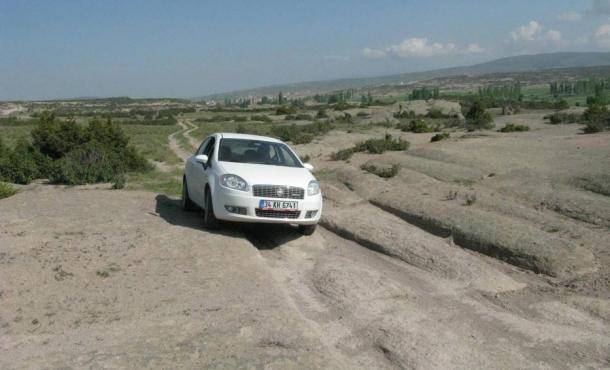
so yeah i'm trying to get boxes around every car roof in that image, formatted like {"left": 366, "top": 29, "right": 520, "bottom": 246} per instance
{"left": 217, "top": 132, "right": 283, "bottom": 143}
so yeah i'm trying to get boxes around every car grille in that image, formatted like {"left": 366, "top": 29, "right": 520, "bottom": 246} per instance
{"left": 255, "top": 209, "right": 301, "bottom": 219}
{"left": 252, "top": 185, "right": 304, "bottom": 199}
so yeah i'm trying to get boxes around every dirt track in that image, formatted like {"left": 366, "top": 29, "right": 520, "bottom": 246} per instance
{"left": 1, "top": 111, "right": 610, "bottom": 368}
{"left": 1, "top": 183, "right": 609, "bottom": 369}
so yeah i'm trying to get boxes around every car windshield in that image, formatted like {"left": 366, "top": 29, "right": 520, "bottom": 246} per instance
{"left": 218, "top": 138, "right": 303, "bottom": 168}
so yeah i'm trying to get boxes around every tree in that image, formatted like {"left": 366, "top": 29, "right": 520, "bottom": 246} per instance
{"left": 465, "top": 100, "right": 494, "bottom": 131}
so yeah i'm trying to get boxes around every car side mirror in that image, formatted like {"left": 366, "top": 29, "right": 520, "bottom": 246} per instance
{"left": 304, "top": 163, "right": 314, "bottom": 171}
{"left": 195, "top": 154, "right": 209, "bottom": 165}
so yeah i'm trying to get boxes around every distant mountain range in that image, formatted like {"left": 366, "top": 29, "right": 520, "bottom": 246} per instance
{"left": 196, "top": 52, "right": 610, "bottom": 100}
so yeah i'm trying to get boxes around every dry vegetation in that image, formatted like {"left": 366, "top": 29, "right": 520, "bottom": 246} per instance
{"left": 1, "top": 74, "right": 610, "bottom": 368}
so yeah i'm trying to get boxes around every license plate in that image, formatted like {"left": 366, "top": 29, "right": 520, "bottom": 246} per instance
{"left": 259, "top": 200, "right": 298, "bottom": 210}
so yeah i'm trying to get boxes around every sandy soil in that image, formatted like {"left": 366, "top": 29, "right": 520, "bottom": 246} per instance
{"left": 1, "top": 111, "right": 609, "bottom": 369}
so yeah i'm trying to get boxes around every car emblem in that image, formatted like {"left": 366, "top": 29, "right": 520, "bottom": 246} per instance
{"left": 276, "top": 188, "right": 285, "bottom": 197}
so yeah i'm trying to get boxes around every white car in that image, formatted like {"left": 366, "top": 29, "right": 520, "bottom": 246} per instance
{"left": 182, "top": 133, "right": 323, "bottom": 235}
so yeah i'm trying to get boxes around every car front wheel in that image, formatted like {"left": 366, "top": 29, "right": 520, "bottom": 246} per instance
{"left": 203, "top": 188, "right": 219, "bottom": 229}
{"left": 181, "top": 178, "right": 195, "bottom": 211}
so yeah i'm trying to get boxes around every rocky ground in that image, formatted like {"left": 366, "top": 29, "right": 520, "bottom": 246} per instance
{"left": 1, "top": 110, "right": 609, "bottom": 369}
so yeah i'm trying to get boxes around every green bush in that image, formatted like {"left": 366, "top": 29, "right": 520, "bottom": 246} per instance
{"left": 0, "top": 182, "right": 16, "bottom": 199}
{"left": 31, "top": 112, "right": 86, "bottom": 159}
{"left": 361, "top": 163, "right": 400, "bottom": 178}
{"left": 430, "top": 132, "right": 450, "bottom": 142}
{"left": 499, "top": 123, "right": 530, "bottom": 132}
{"left": 49, "top": 142, "right": 123, "bottom": 185}
{"left": 0, "top": 113, "right": 149, "bottom": 185}
{"left": 295, "top": 114, "right": 313, "bottom": 121}
{"left": 546, "top": 113, "right": 581, "bottom": 124}
{"left": 426, "top": 108, "right": 447, "bottom": 119}
{"left": 582, "top": 104, "right": 610, "bottom": 133}
{"left": 331, "top": 134, "right": 409, "bottom": 161}
{"left": 398, "top": 119, "right": 435, "bottom": 133}
{"left": 465, "top": 100, "right": 494, "bottom": 131}
{"left": 271, "top": 121, "right": 332, "bottom": 144}
{"left": 330, "top": 148, "right": 354, "bottom": 161}
{"left": 276, "top": 106, "right": 297, "bottom": 115}
{"left": 316, "top": 109, "right": 328, "bottom": 119}
{"left": 0, "top": 138, "right": 41, "bottom": 184}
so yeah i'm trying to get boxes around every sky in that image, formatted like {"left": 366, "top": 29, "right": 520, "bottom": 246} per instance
{"left": 0, "top": 0, "right": 608, "bottom": 100}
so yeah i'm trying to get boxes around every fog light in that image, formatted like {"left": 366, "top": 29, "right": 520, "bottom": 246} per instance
{"left": 305, "top": 210, "right": 318, "bottom": 219}
{"left": 225, "top": 205, "right": 247, "bottom": 215}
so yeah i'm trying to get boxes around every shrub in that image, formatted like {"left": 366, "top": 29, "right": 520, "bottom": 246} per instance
{"left": 1, "top": 115, "right": 149, "bottom": 185}
{"left": 31, "top": 112, "right": 86, "bottom": 159}
{"left": 465, "top": 100, "right": 494, "bottom": 131}
{"left": 270, "top": 120, "right": 332, "bottom": 144}
{"left": 357, "top": 111, "right": 370, "bottom": 118}
{"left": 333, "top": 102, "right": 353, "bottom": 111}
{"left": 394, "top": 110, "right": 416, "bottom": 119}
{"left": 361, "top": 163, "right": 400, "bottom": 178}
{"left": 398, "top": 119, "right": 435, "bottom": 133}
{"left": 276, "top": 105, "right": 297, "bottom": 115}
{"left": 465, "top": 193, "right": 477, "bottom": 206}
{"left": 582, "top": 104, "right": 610, "bottom": 133}
{"left": 546, "top": 113, "right": 581, "bottom": 124}
{"left": 316, "top": 109, "right": 328, "bottom": 119}
{"left": 0, "top": 182, "right": 16, "bottom": 199}
{"left": 49, "top": 142, "right": 122, "bottom": 185}
{"left": 331, "top": 134, "right": 409, "bottom": 161}
{"left": 330, "top": 148, "right": 354, "bottom": 161}
{"left": 431, "top": 132, "right": 450, "bottom": 142}
{"left": 0, "top": 138, "right": 41, "bottom": 184}
{"left": 112, "top": 174, "right": 126, "bottom": 189}
{"left": 295, "top": 114, "right": 313, "bottom": 121}
{"left": 300, "top": 154, "right": 311, "bottom": 163}
{"left": 499, "top": 123, "right": 530, "bottom": 132}
{"left": 250, "top": 114, "right": 272, "bottom": 123}
{"left": 426, "top": 108, "right": 447, "bottom": 119}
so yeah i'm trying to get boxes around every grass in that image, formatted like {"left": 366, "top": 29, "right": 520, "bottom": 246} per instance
{"left": 96, "top": 263, "right": 121, "bottom": 278}
{"left": 121, "top": 124, "right": 182, "bottom": 165}
{"left": 126, "top": 168, "right": 182, "bottom": 196}
{"left": 0, "top": 182, "right": 17, "bottom": 199}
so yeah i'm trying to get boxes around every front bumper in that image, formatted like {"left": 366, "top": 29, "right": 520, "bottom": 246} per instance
{"left": 212, "top": 186, "right": 322, "bottom": 225}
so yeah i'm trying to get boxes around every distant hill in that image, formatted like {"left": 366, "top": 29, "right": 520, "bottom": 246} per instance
{"left": 196, "top": 52, "right": 610, "bottom": 100}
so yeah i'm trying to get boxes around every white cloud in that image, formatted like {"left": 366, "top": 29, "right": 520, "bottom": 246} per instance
{"left": 594, "top": 24, "right": 610, "bottom": 47}
{"left": 363, "top": 38, "right": 482, "bottom": 59}
{"left": 362, "top": 47, "right": 387, "bottom": 59}
{"left": 511, "top": 21, "right": 542, "bottom": 41}
{"left": 509, "top": 21, "right": 565, "bottom": 47}
{"left": 595, "top": 24, "right": 610, "bottom": 38}
{"left": 466, "top": 43, "right": 485, "bottom": 53}
{"left": 557, "top": 11, "right": 582, "bottom": 22}
{"left": 546, "top": 30, "right": 562, "bottom": 43}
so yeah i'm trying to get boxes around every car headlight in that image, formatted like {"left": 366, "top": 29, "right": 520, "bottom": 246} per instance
{"left": 307, "top": 180, "right": 320, "bottom": 196}
{"left": 220, "top": 174, "right": 249, "bottom": 192}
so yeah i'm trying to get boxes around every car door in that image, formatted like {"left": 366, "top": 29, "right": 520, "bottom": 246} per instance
{"left": 192, "top": 136, "right": 216, "bottom": 207}
{"left": 186, "top": 137, "right": 210, "bottom": 206}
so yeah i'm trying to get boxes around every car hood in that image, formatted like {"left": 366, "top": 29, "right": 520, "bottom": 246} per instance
{"left": 218, "top": 161, "right": 315, "bottom": 187}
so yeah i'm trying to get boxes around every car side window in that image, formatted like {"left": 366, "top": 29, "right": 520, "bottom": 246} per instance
{"left": 196, "top": 138, "right": 210, "bottom": 155}
{"left": 204, "top": 137, "right": 216, "bottom": 167}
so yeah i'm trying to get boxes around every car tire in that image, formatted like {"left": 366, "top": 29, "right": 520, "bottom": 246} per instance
{"left": 203, "top": 188, "right": 220, "bottom": 229}
{"left": 181, "top": 177, "right": 195, "bottom": 211}
{"left": 298, "top": 224, "right": 316, "bottom": 236}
